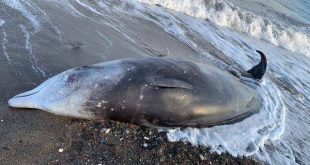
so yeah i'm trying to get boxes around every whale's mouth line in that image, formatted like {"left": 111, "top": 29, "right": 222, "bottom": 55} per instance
{"left": 13, "top": 91, "right": 40, "bottom": 98}
{"left": 11, "top": 76, "right": 58, "bottom": 99}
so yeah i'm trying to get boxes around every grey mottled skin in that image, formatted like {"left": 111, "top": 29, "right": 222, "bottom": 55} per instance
{"left": 9, "top": 58, "right": 262, "bottom": 127}
{"left": 81, "top": 58, "right": 261, "bottom": 127}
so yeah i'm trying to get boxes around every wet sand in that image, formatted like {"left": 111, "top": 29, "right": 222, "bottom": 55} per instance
{"left": 0, "top": 1, "right": 259, "bottom": 164}
{"left": 0, "top": 108, "right": 258, "bottom": 165}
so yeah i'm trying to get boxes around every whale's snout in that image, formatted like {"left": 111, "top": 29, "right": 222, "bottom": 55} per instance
{"left": 8, "top": 96, "right": 34, "bottom": 108}
{"left": 8, "top": 89, "right": 42, "bottom": 109}
{"left": 7, "top": 69, "right": 98, "bottom": 119}
{"left": 8, "top": 75, "right": 59, "bottom": 109}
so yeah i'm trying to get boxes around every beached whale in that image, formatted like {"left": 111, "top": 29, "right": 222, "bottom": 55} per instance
{"left": 8, "top": 52, "right": 267, "bottom": 127}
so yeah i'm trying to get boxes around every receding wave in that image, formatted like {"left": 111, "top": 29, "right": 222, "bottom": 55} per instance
{"left": 139, "top": 0, "right": 310, "bottom": 57}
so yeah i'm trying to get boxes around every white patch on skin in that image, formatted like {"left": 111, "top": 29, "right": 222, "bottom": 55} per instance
{"left": 8, "top": 59, "right": 127, "bottom": 119}
{"left": 126, "top": 66, "right": 135, "bottom": 71}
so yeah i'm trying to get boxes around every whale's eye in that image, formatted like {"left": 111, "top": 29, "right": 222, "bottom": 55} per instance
{"left": 81, "top": 65, "right": 88, "bottom": 68}
{"left": 76, "top": 65, "right": 89, "bottom": 70}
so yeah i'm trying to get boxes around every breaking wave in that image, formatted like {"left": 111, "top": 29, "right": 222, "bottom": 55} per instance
{"left": 139, "top": 0, "right": 310, "bottom": 57}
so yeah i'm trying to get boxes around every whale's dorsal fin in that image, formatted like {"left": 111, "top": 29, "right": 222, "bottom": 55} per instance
{"left": 147, "top": 78, "right": 193, "bottom": 89}
{"left": 247, "top": 50, "right": 267, "bottom": 79}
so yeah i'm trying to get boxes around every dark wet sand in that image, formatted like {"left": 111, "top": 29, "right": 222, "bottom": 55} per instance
{"left": 0, "top": 1, "right": 259, "bottom": 164}
{"left": 0, "top": 108, "right": 259, "bottom": 165}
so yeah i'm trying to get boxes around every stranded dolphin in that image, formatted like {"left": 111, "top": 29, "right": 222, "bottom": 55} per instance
{"left": 8, "top": 52, "right": 267, "bottom": 127}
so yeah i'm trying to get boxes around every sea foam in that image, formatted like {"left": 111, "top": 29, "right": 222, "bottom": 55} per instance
{"left": 139, "top": 0, "right": 310, "bottom": 57}
{"left": 0, "top": 20, "right": 5, "bottom": 26}
{"left": 3, "top": 0, "right": 41, "bottom": 32}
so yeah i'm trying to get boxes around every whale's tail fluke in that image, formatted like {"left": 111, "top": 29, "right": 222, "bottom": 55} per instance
{"left": 247, "top": 50, "right": 267, "bottom": 79}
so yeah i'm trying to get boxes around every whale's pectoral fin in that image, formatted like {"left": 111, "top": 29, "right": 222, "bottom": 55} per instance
{"left": 246, "top": 50, "right": 267, "bottom": 80}
{"left": 147, "top": 78, "right": 193, "bottom": 89}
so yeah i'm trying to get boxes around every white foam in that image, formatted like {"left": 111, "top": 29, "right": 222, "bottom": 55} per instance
{"left": 47, "top": 0, "right": 96, "bottom": 23}
{"left": 75, "top": 0, "right": 105, "bottom": 17}
{"left": 23, "top": 0, "right": 63, "bottom": 41}
{"left": 74, "top": 0, "right": 137, "bottom": 43}
{"left": 97, "top": 31, "right": 113, "bottom": 46}
{"left": 19, "top": 24, "right": 48, "bottom": 78}
{"left": 0, "top": 20, "right": 11, "bottom": 63}
{"left": 138, "top": 0, "right": 310, "bottom": 57}
{"left": 167, "top": 79, "right": 285, "bottom": 158}
{"left": 3, "top": 0, "right": 40, "bottom": 33}
{"left": 1, "top": 29, "right": 11, "bottom": 63}
{"left": 0, "top": 20, "right": 4, "bottom": 26}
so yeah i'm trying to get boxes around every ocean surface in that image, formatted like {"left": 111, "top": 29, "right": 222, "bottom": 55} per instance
{"left": 1, "top": 0, "right": 310, "bottom": 164}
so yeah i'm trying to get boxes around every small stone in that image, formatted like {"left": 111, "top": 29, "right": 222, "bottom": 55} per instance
{"left": 143, "top": 143, "right": 148, "bottom": 147}
{"left": 100, "top": 128, "right": 111, "bottom": 134}
{"left": 124, "top": 128, "right": 129, "bottom": 134}
{"left": 58, "top": 148, "right": 64, "bottom": 153}
{"left": 199, "top": 154, "right": 205, "bottom": 160}
{"left": 98, "top": 138, "right": 105, "bottom": 144}
{"left": 100, "top": 128, "right": 106, "bottom": 133}
{"left": 105, "top": 128, "right": 111, "bottom": 134}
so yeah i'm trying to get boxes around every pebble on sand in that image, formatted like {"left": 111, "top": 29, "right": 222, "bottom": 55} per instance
{"left": 143, "top": 143, "right": 148, "bottom": 147}
{"left": 199, "top": 154, "right": 205, "bottom": 160}
{"left": 100, "top": 128, "right": 111, "bottom": 135}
